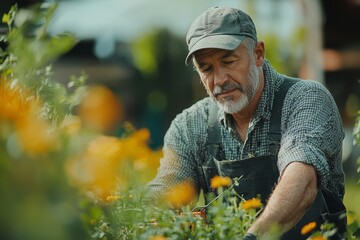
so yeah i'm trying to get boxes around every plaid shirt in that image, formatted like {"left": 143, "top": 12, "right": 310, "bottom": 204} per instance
{"left": 147, "top": 60, "right": 345, "bottom": 199}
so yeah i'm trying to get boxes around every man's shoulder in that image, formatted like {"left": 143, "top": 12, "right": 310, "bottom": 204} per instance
{"left": 288, "top": 78, "right": 328, "bottom": 91}
{"left": 165, "top": 97, "right": 214, "bottom": 145}
{"left": 278, "top": 77, "right": 340, "bottom": 123}
{"left": 286, "top": 79, "right": 334, "bottom": 102}
{"left": 167, "top": 97, "right": 215, "bottom": 138}
{"left": 174, "top": 97, "right": 213, "bottom": 121}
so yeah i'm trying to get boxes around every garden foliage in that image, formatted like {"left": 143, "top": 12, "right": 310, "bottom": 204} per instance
{"left": 1, "top": 4, "right": 360, "bottom": 240}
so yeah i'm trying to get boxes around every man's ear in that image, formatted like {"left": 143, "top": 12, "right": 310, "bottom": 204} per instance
{"left": 254, "top": 41, "right": 265, "bottom": 66}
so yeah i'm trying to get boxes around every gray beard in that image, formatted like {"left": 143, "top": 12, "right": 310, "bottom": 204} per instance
{"left": 211, "top": 59, "right": 260, "bottom": 114}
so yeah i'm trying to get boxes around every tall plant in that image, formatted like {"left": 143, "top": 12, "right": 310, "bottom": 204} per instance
{"left": 0, "top": 3, "right": 87, "bottom": 239}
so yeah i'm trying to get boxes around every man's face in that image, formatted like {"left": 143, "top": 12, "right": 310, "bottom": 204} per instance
{"left": 194, "top": 43, "right": 260, "bottom": 114}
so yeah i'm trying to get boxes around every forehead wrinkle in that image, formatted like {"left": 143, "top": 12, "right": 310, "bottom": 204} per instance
{"left": 195, "top": 49, "right": 233, "bottom": 66}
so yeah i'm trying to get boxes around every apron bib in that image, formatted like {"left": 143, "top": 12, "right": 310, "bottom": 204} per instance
{"left": 213, "top": 155, "right": 328, "bottom": 240}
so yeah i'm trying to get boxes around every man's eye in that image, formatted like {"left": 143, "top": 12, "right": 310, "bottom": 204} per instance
{"left": 201, "top": 66, "right": 212, "bottom": 73}
{"left": 223, "top": 60, "right": 235, "bottom": 65}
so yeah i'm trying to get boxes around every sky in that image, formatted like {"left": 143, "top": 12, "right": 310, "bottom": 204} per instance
{"left": 48, "top": 0, "right": 303, "bottom": 42}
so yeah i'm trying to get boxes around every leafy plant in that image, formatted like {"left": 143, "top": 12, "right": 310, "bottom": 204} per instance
{"left": 0, "top": 3, "right": 87, "bottom": 239}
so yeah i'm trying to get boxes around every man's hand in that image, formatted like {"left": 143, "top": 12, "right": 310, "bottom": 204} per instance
{"left": 247, "top": 161, "right": 318, "bottom": 236}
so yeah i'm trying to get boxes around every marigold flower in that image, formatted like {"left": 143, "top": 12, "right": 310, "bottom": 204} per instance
{"left": 86, "top": 136, "right": 123, "bottom": 162}
{"left": 65, "top": 127, "right": 161, "bottom": 202}
{"left": 164, "top": 180, "right": 197, "bottom": 208}
{"left": 106, "top": 195, "right": 120, "bottom": 203}
{"left": 210, "top": 175, "right": 231, "bottom": 189}
{"left": 301, "top": 221, "right": 317, "bottom": 235}
{"left": 0, "top": 81, "right": 58, "bottom": 155}
{"left": 15, "top": 114, "right": 58, "bottom": 155}
{"left": 65, "top": 135, "right": 125, "bottom": 202}
{"left": 0, "top": 82, "right": 36, "bottom": 122}
{"left": 240, "top": 198, "right": 263, "bottom": 210}
{"left": 121, "top": 128, "right": 152, "bottom": 161}
{"left": 120, "top": 128, "right": 161, "bottom": 180}
{"left": 77, "top": 85, "right": 123, "bottom": 133}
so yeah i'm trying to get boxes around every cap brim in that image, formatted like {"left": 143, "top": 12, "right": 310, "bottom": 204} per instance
{"left": 185, "top": 35, "right": 245, "bottom": 65}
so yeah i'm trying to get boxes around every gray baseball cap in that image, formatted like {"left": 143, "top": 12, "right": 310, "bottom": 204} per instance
{"left": 185, "top": 7, "right": 257, "bottom": 65}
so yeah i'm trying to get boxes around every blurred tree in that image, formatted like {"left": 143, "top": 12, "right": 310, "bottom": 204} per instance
{"left": 319, "top": 0, "right": 360, "bottom": 177}
{"left": 320, "top": 0, "right": 360, "bottom": 127}
{"left": 131, "top": 29, "right": 198, "bottom": 148}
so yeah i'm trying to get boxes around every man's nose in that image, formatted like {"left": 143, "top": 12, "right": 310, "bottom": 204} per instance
{"left": 213, "top": 67, "right": 228, "bottom": 86}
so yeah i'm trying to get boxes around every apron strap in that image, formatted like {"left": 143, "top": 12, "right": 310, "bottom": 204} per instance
{"left": 268, "top": 76, "right": 299, "bottom": 155}
{"left": 207, "top": 103, "right": 221, "bottom": 158}
{"left": 201, "top": 102, "right": 221, "bottom": 194}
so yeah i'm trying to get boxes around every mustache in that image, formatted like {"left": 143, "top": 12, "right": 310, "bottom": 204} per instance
{"left": 213, "top": 81, "right": 244, "bottom": 97}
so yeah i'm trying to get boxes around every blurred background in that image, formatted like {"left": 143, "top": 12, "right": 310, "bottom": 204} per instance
{"left": 1, "top": 0, "right": 359, "bottom": 210}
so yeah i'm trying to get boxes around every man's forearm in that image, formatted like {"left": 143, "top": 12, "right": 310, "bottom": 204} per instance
{"left": 247, "top": 161, "right": 318, "bottom": 236}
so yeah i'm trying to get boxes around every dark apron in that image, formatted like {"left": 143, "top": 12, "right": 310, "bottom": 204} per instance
{"left": 214, "top": 155, "right": 328, "bottom": 239}
{"left": 201, "top": 77, "right": 346, "bottom": 239}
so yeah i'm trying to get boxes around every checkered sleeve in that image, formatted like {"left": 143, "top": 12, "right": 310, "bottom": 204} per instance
{"left": 145, "top": 99, "right": 210, "bottom": 201}
{"left": 277, "top": 80, "right": 345, "bottom": 192}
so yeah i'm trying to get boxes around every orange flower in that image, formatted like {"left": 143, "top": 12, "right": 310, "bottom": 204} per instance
{"left": 0, "top": 81, "right": 58, "bottom": 155}
{"left": 240, "top": 198, "right": 263, "bottom": 210}
{"left": 15, "top": 114, "right": 58, "bottom": 155}
{"left": 301, "top": 221, "right": 317, "bottom": 235}
{"left": 210, "top": 175, "right": 231, "bottom": 189}
{"left": 121, "top": 128, "right": 152, "bottom": 161}
{"left": 77, "top": 85, "right": 123, "bottom": 133}
{"left": 65, "top": 127, "right": 162, "bottom": 202}
{"left": 65, "top": 136, "right": 125, "bottom": 202}
{"left": 164, "top": 180, "right": 197, "bottom": 208}
{"left": 0, "top": 82, "right": 31, "bottom": 122}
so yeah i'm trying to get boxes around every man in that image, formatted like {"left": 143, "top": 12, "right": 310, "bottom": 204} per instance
{"left": 146, "top": 6, "right": 346, "bottom": 239}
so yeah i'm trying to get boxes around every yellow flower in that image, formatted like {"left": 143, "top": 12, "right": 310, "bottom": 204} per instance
{"left": 301, "top": 221, "right": 317, "bottom": 235}
{"left": 210, "top": 175, "right": 231, "bottom": 189}
{"left": 77, "top": 85, "right": 123, "bottom": 133}
{"left": 16, "top": 114, "right": 58, "bottom": 155}
{"left": 106, "top": 195, "right": 120, "bottom": 203}
{"left": 65, "top": 136, "right": 125, "bottom": 202}
{"left": 0, "top": 82, "right": 32, "bottom": 122}
{"left": 121, "top": 128, "right": 152, "bottom": 161}
{"left": 240, "top": 198, "right": 263, "bottom": 210}
{"left": 86, "top": 136, "right": 123, "bottom": 163}
{"left": 0, "top": 81, "right": 57, "bottom": 155}
{"left": 164, "top": 180, "right": 197, "bottom": 208}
